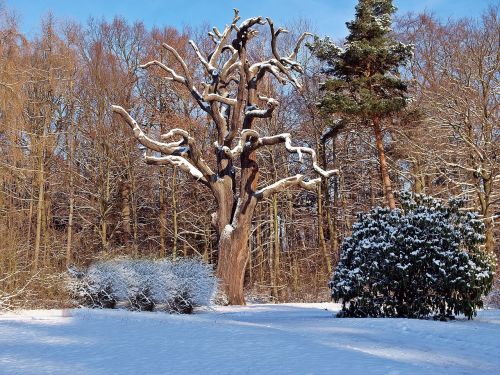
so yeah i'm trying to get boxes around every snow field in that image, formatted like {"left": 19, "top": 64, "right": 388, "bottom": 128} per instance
{"left": 0, "top": 303, "right": 499, "bottom": 375}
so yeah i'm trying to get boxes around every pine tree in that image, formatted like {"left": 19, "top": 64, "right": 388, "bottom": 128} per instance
{"left": 309, "top": 0, "right": 413, "bottom": 209}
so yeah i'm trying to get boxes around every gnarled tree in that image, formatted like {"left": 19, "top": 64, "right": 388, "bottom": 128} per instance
{"left": 112, "top": 10, "right": 337, "bottom": 304}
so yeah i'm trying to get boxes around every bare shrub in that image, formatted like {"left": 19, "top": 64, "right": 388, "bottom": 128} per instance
{"left": 68, "top": 258, "right": 217, "bottom": 313}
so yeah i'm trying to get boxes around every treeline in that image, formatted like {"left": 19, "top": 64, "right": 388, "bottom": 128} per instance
{"left": 0, "top": 5, "right": 498, "bottom": 306}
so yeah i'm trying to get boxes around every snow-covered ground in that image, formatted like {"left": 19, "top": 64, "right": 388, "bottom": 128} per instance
{"left": 0, "top": 303, "right": 499, "bottom": 375}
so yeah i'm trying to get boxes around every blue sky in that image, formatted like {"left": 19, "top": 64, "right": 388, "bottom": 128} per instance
{"left": 4, "top": 0, "right": 496, "bottom": 39}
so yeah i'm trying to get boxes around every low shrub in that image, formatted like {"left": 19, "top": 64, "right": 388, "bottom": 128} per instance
{"left": 68, "top": 257, "right": 217, "bottom": 313}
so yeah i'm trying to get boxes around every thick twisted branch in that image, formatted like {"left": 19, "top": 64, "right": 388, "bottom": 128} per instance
{"left": 140, "top": 45, "right": 210, "bottom": 113}
{"left": 255, "top": 175, "right": 322, "bottom": 199}
{"left": 111, "top": 105, "right": 185, "bottom": 154}
{"left": 112, "top": 105, "right": 214, "bottom": 183}
{"left": 283, "top": 136, "right": 338, "bottom": 178}
{"left": 244, "top": 95, "right": 279, "bottom": 120}
{"left": 145, "top": 155, "right": 207, "bottom": 183}
{"left": 216, "top": 127, "right": 338, "bottom": 198}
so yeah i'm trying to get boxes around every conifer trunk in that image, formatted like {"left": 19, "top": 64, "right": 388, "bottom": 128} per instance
{"left": 373, "top": 116, "right": 396, "bottom": 210}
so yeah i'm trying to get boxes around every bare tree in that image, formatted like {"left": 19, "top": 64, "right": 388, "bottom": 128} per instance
{"left": 396, "top": 8, "right": 499, "bottom": 254}
{"left": 112, "top": 10, "right": 337, "bottom": 304}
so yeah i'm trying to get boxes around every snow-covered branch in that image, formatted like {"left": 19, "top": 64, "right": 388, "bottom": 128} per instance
{"left": 246, "top": 18, "right": 310, "bottom": 90}
{"left": 140, "top": 45, "right": 210, "bottom": 113}
{"left": 111, "top": 106, "right": 214, "bottom": 183}
{"left": 215, "top": 127, "right": 338, "bottom": 197}
{"left": 201, "top": 85, "right": 238, "bottom": 106}
{"left": 189, "top": 40, "right": 214, "bottom": 74}
{"left": 111, "top": 105, "right": 185, "bottom": 155}
{"left": 139, "top": 60, "right": 187, "bottom": 84}
{"left": 255, "top": 174, "right": 322, "bottom": 199}
{"left": 208, "top": 9, "right": 241, "bottom": 68}
{"left": 218, "top": 128, "right": 338, "bottom": 181}
{"left": 145, "top": 155, "right": 207, "bottom": 183}
{"left": 0, "top": 271, "right": 39, "bottom": 311}
{"left": 244, "top": 95, "right": 280, "bottom": 122}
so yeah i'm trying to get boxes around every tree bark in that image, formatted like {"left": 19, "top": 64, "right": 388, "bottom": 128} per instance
{"left": 171, "top": 167, "right": 178, "bottom": 259}
{"left": 121, "top": 179, "right": 131, "bottom": 244}
{"left": 159, "top": 169, "right": 167, "bottom": 257}
{"left": 216, "top": 219, "right": 253, "bottom": 305}
{"left": 33, "top": 130, "right": 46, "bottom": 271}
{"left": 317, "top": 183, "right": 331, "bottom": 274}
{"left": 373, "top": 116, "right": 396, "bottom": 210}
{"left": 318, "top": 141, "right": 332, "bottom": 274}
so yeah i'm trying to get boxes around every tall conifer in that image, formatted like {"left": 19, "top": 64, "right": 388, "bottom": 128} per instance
{"left": 309, "top": 0, "right": 413, "bottom": 209}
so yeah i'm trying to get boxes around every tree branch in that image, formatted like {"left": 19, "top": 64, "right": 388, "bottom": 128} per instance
{"left": 219, "top": 127, "right": 339, "bottom": 179}
{"left": 140, "top": 46, "right": 211, "bottom": 113}
{"left": 111, "top": 105, "right": 185, "bottom": 154}
{"left": 112, "top": 105, "right": 215, "bottom": 182}
{"left": 255, "top": 174, "right": 322, "bottom": 199}
{"left": 145, "top": 155, "right": 207, "bottom": 183}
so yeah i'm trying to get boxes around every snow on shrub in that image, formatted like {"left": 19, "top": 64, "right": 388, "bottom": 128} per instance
{"left": 484, "top": 279, "right": 500, "bottom": 309}
{"left": 68, "top": 258, "right": 217, "bottom": 313}
{"left": 330, "top": 192, "right": 496, "bottom": 320}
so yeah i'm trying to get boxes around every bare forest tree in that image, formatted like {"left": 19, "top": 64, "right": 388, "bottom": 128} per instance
{"left": 396, "top": 6, "right": 499, "bottom": 255}
{"left": 112, "top": 10, "right": 337, "bottom": 304}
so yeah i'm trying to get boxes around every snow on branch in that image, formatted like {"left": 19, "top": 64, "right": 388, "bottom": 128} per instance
{"left": 214, "top": 127, "right": 338, "bottom": 198}
{"left": 139, "top": 60, "right": 187, "bottom": 84}
{"left": 189, "top": 40, "right": 214, "bottom": 74}
{"left": 220, "top": 128, "right": 337, "bottom": 176}
{"left": 160, "top": 128, "right": 190, "bottom": 141}
{"left": 217, "top": 129, "right": 260, "bottom": 159}
{"left": 145, "top": 155, "right": 207, "bottom": 183}
{"left": 0, "top": 271, "right": 39, "bottom": 311}
{"left": 111, "top": 105, "right": 213, "bottom": 184}
{"left": 219, "top": 45, "right": 240, "bottom": 82}
{"left": 201, "top": 83, "right": 238, "bottom": 106}
{"left": 111, "top": 105, "right": 186, "bottom": 154}
{"left": 208, "top": 9, "right": 241, "bottom": 67}
{"left": 247, "top": 17, "right": 312, "bottom": 89}
{"left": 139, "top": 45, "right": 210, "bottom": 113}
{"left": 244, "top": 95, "right": 280, "bottom": 121}
{"left": 255, "top": 174, "right": 322, "bottom": 199}
{"left": 254, "top": 133, "right": 338, "bottom": 198}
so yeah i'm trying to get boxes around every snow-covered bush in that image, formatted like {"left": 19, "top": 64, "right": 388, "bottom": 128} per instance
{"left": 68, "top": 258, "right": 217, "bottom": 313}
{"left": 484, "top": 279, "right": 500, "bottom": 309}
{"left": 331, "top": 192, "right": 496, "bottom": 320}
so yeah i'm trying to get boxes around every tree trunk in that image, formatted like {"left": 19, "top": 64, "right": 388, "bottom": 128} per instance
{"left": 121, "top": 179, "right": 131, "bottom": 244}
{"left": 171, "top": 167, "right": 178, "bottom": 259}
{"left": 159, "top": 169, "right": 167, "bottom": 257}
{"left": 217, "top": 223, "right": 251, "bottom": 305}
{"left": 272, "top": 194, "right": 280, "bottom": 299}
{"left": 269, "top": 198, "right": 277, "bottom": 299}
{"left": 256, "top": 208, "right": 264, "bottom": 285}
{"left": 33, "top": 133, "right": 46, "bottom": 271}
{"left": 214, "top": 158, "right": 257, "bottom": 305}
{"left": 317, "top": 183, "right": 331, "bottom": 274}
{"left": 318, "top": 141, "right": 332, "bottom": 274}
{"left": 373, "top": 116, "right": 396, "bottom": 210}
{"left": 66, "top": 176, "right": 75, "bottom": 268}
{"left": 100, "top": 161, "right": 110, "bottom": 252}
{"left": 66, "top": 123, "right": 75, "bottom": 268}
